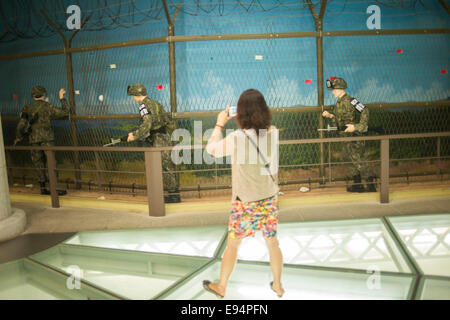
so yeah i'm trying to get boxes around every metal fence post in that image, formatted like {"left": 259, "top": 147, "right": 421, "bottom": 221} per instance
{"left": 40, "top": 10, "right": 90, "bottom": 190}
{"left": 94, "top": 151, "right": 103, "bottom": 190}
{"left": 328, "top": 142, "right": 332, "bottom": 183}
{"left": 380, "top": 139, "right": 390, "bottom": 203}
{"left": 307, "top": 0, "right": 328, "bottom": 184}
{"left": 65, "top": 42, "right": 82, "bottom": 189}
{"left": 45, "top": 150, "right": 60, "bottom": 208}
{"left": 144, "top": 151, "right": 165, "bottom": 217}
{"left": 437, "top": 136, "right": 441, "bottom": 179}
{"left": 162, "top": 1, "right": 181, "bottom": 114}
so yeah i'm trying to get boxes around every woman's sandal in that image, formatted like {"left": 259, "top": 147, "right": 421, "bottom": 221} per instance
{"left": 203, "top": 280, "right": 224, "bottom": 299}
{"left": 270, "top": 281, "right": 284, "bottom": 298}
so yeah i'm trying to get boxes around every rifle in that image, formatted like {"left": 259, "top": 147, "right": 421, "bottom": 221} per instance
{"left": 14, "top": 111, "right": 40, "bottom": 146}
{"left": 317, "top": 124, "right": 339, "bottom": 132}
{"left": 318, "top": 125, "right": 384, "bottom": 134}
{"left": 103, "top": 136, "right": 128, "bottom": 147}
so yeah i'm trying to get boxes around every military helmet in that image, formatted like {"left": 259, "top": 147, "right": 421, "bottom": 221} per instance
{"left": 127, "top": 83, "right": 147, "bottom": 96}
{"left": 31, "top": 85, "right": 47, "bottom": 98}
{"left": 326, "top": 78, "right": 347, "bottom": 90}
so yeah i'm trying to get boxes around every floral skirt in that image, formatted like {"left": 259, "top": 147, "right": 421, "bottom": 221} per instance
{"left": 228, "top": 195, "right": 279, "bottom": 240}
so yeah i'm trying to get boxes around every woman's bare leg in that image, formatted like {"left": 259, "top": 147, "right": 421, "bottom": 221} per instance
{"left": 208, "top": 236, "right": 242, "bottom": 296}
{"left": 265, "top": 236, "right": 284, "bottom": 296}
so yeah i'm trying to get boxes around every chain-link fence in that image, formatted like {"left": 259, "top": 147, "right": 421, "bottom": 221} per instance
{"left": 1, "top": 0, "right": 449, "bottom": 198}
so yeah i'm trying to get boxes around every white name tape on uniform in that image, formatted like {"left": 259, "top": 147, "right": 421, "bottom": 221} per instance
{"left": 139, "top": 104, "right": 149, "bottom": 117}
{"left": 350, "top": 98, "right": 366, "bottom": 113}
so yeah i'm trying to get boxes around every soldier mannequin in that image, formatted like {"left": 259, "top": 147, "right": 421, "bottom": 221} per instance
{"left": 15, "top": 85, "right": 69, "bottom": 196}
{"left": 322, "top": 78, "right": 376, "bottom": 193}
{"left": 126, "top": 84, "right": 180, "bottom": 203}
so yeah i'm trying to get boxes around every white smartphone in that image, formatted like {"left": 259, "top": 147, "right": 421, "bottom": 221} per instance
{"left": 228, "top": 106, "right": 237, "bottom": 117}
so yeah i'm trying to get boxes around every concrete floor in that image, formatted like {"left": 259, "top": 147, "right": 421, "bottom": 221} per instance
{"left": 10, "top": 183, "right": 450, "bottom": 234}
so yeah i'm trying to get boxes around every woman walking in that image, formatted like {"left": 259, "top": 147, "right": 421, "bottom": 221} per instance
{"left": 203, "top": 89, "right": 284, "bottom": 298}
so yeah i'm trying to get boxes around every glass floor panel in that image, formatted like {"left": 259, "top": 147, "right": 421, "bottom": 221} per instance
{"left": 418, "top": 278, "right": 450, "bottom": 300}
{"left": 233, "top": 219, "right": 411, "bottom": 273}
{"left": 65, "top": 225, "right": 226, "bottom": 258}
{"left": 30, "top": 244, "right": 211, "bottom": 300}
{"left": 0, "top": 259, "right": 118, "bottom": 300}
{"left": 387, "top": 214, "right": 450, "bottom": 277}
{"left": 0, "top": 260, "right": 63, "bottom": 300}
{"left": 162, "top": 261, "right": 414, "bottom": 300}
{"left": 1, "top": 215, "right": 449, "bottom": 300}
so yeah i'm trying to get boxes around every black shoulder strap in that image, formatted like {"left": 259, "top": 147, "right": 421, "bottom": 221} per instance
{"left": 20, "top": 110, "right": 28, "bottom": 120}
{"left": 29, "top": 102, "right": 45, "bottom": 124}
{"left": 242, "top": 131, "right": 275, "bottom": 183}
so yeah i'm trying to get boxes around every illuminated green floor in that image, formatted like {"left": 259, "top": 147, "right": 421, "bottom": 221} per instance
{"left": 0, "top": 214, "right": 449, "bottom": 300}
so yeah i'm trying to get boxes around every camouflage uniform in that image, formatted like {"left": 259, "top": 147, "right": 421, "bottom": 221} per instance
{"left": 328, "top": 93, "right": 372, "bottom": 179}
{"left": 127, "top": 84, "right": 180, "bottom": 199}
{"left": 15, "top": 86, "right": 70, "bottom": 184}
{"left": 325, "top": 78, "right": 375, "bottom": 192}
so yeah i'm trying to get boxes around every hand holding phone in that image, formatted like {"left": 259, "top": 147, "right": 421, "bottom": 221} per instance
{"left": 216, "top": 106, "right": 234, "bottom": 128}
{"left": 228, "top": 106, "right": 237, "bottom": 117}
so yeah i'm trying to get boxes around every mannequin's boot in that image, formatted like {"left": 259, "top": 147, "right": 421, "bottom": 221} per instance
{"left": 365, "top": 176, "right": 377, "bottom": 193}
{"left": 346, "top": 175, "right": 365, "bottom": 193}
{"left": 40, "top": 182, "right": 51, "bottom": 195}
{"left": 39, "top": 182, "right": 67, "bottom": 196}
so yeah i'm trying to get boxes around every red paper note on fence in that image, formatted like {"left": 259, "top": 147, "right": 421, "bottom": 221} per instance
{"left": 396, "top": 49, "right": 403, "bottom": 53}
{"left": 305, "top": 79, "right": 312, "bottom": 83}
{"left": 156, "top": 85, "right": 163, "bottom": 90}
{"left": 441, "top": 69, "right": 448, "bottom": 74}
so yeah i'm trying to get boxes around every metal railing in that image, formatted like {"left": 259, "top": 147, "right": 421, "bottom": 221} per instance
{"left": 5, "top": 131, "right": 450, "bottom": 217}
